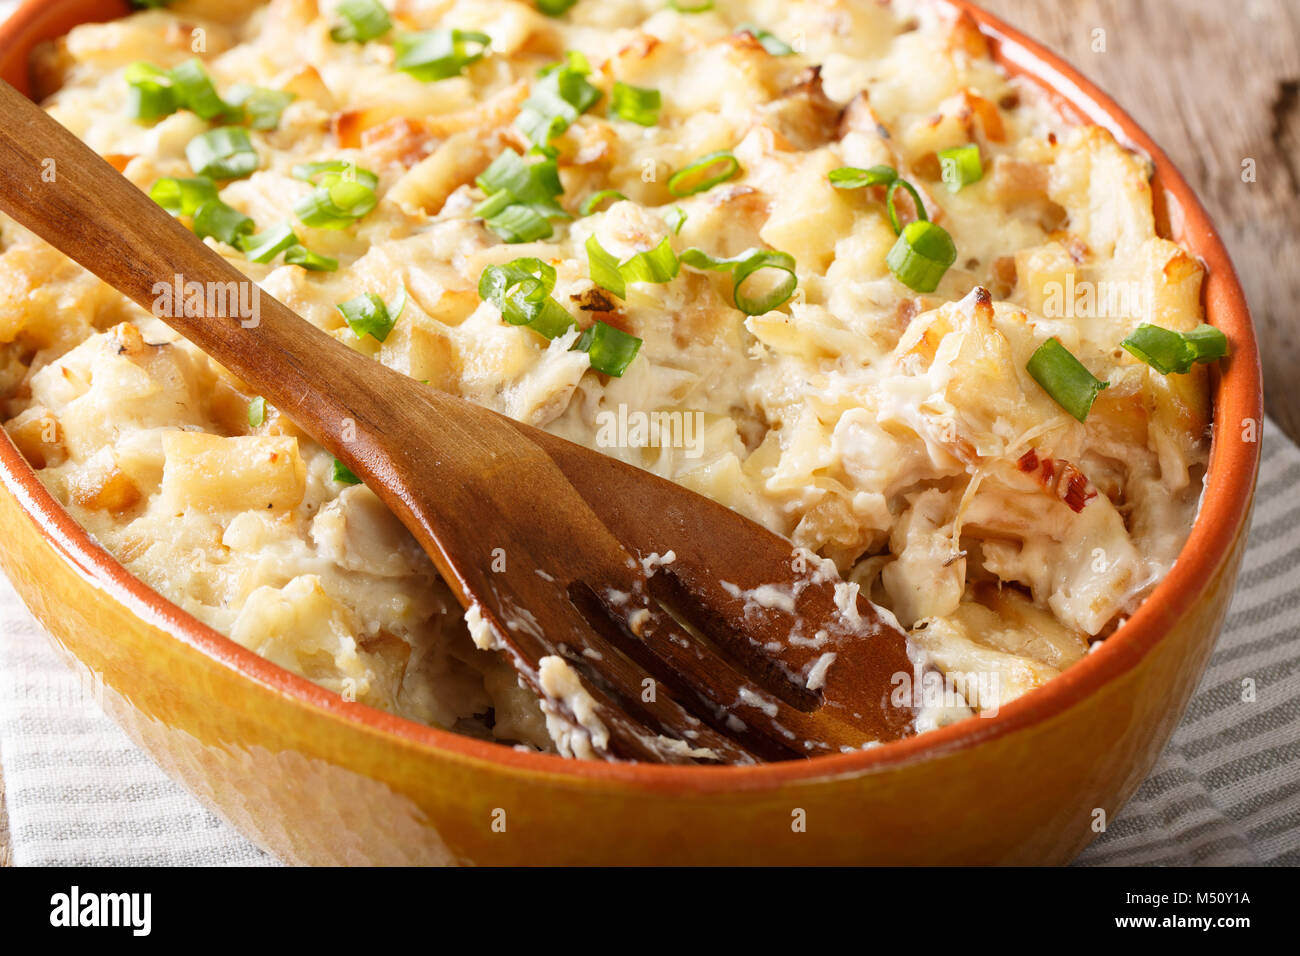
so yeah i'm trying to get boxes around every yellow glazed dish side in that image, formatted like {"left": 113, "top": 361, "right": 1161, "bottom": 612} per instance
{"left": 0, "top": 0, "right": 1264, "bottom": 864}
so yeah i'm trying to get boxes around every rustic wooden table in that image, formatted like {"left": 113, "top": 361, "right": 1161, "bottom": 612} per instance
{"left": 0, "top": 0, "right": 1294, "bottom": 868}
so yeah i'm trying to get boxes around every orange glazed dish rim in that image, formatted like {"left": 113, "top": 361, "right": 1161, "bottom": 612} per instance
{"left": 0, "top": 0, "right": 1265, "bottom": 791}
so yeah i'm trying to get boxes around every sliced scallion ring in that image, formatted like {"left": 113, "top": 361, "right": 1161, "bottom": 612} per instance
{"left": 580, "top": 190, "right": 628, "bottom": 216}
{"left": 337, "top": 288, "right": 406, "bottom": 343}
{"left": 680, "top": 247, "right": 798, "bottom": 314}
{"left": 329, "top": 0, "right": 392, "bottom": 43}
{"left": 474, "top": 148, "right": 568, "bottom": 241}
{"left": 124, "top": 62, "right": 178, "bottom": 122}
{"left": 192, "top": 199, "right": 254, "bottom": 246}
{"left": 573, "top": 321, "right": 642, "bottom": 377}
{"left": 149, "top": 176, "right": 219, "bottom": 216}
{"left": 885, "top": 178, "right": 929, "bottom": 235}
{"left": 737, "top": 23, "right": 794, "bottom": 56}
{"left": 938, "top": 144, "right": 983, "bottom": 193}
{"left": 827, "top": 165, "right": 898, "bottom": 190}
{"left": 292, "top": 161, "right": 380, "bottom": 190}
{"left": 1027, "top": 338, "right": 1109, "bottom": 423}
{"left": 733, "top": 250, "right": 798, "bottom": 315}
{"left": 283, "top": 244, "right": 339, "bottom": 272}
{"left": 477, "top": 149, "right": 562, "bottom": 204}
{"left": 1121, "top": 323, "right": 1228, "bottom": 375}
{"left": 483, "top": 203, "right": 555, "bottom": 243}
{"left": 586, "top": 236, "right": 680, "bottom": 299}
{"left": 668, "top": 150, "right": 741, "bottom": 196}
{"left": 186, "top": 127, "right": 259, "bottom": 180}
{"left": 168, "top": 59, "right": 229, "bottom": 120}
{"left": 395, "top": 29, "right": 492, "bottom": 82}
{"left": 247, "top": 396, "right": 267, "bottom": 428}
{"left": 516, "top": 54, "right": 601, "bottom": 146}
{"left": 536, "top": 0, "right": 579, "bottom": 14}
{"left": 885, "top": 220, "right": 955, "bottom": 293}
{"left": 669, "top": 0, "right": 714, "bottom": 11}
{"left": 479, "top": 259, "right": 576, "bottom": 338}
{"left": 239, "top": 223, "right": 299, "bottom": 263}
{"left": 665, "top": 206, "right": 688, "bottom": 234}
{"left": 586, "top": 236, "right": 627, "bottom": 299}
{"left": 610, "top": 81, "right": 662, "bottom": 126}
{"left": 226, "top": 85, "right": 295, "bottom": 131}
{"left": 293, "top": 165, "right": 379, "bottom": 229}
{"left": 332, "top": 459, "right": 362, "bottom": 485}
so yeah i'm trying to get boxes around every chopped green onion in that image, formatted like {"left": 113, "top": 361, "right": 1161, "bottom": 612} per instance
{"left": 536, "top": 0, "right": 579, "bottom": 14}
{"left": 125, "top": 62, "right": 178, "bottom": 121}
{"left": 483, "top": 203, "right": 555, "bottom": 243}
{"left": 610, "top": 81, "right": 662, "bottom": 126}
{"left": 330, "top": 0, "right": 392, "bottom": 43}
{"left": 829, "top": 165, "right": 931, "bottom": 239}
{"left": 828, "top": 165, "right": 898, "bottom": 190}
{"left": 587, "top": 236, "right": 626, "bottom": 298}
{"left": 733, "top": 250, "right": 798, "bottom": 316}
{"left": 665, "top": 206, "right": 688, "bottom": 234}
{"left": 738, "top": 23, "right": 794, "bottom": 56}
{"left": 1027, "top": 338, "right": 1109, "bottom": 423}
{"left": 475, "top": 149, "right": 569, "bottom": 242}
{"left": 239, "top": 223, "right": 299, "bottom": 263}
{"left": 1121, "top": 323, "right": 1229, "bottom": 375}
{"left": 283, "top": 244, "right": 340, "bottom": 272}
{"left": 668, "top": 150, "right": 741, "bottom": 196}
{"left": 332, "top": 459, "right": 362, "bottom": 485}
{"left": 338, "top": 288, "right": 406, "bottom": 342}
{"left": 233, "top": 220, "right": 338, "bottom": 270}
{"left": 1181, "top": 325, "right": 1230, "bottom": 363}
{"left": 248, "top": 396, "right": 267, "bottom": 428}
{"left": 885, "top": 220, "right": 955, "bottom": 293}
{"left": 938, "top": 145, "right": 983, "bottom": 193}
{"left": 885, "top": 178, "right": 928, "bottom": 234}
{"left": 573, "top": 321, "right": 642, "bottom": 377}
{"left": 669, "top": 0, "right": 714, "bottom": 11}
{"left": 395, "top": 29, "right": 491, "bottom": 82}
{"left": 293, "top": 161, "right": 380, "bottom": 190}
{"left": 545, "top": 50, "right": 592, "bottom": 76}
{"left": 620, "top": 237, "right": 680, "bottom": 286}
{"left": 586, "top": 236, "right": 680, "bottom": 300}
{"left": 149, "top": 176, "right": 219, "bottom": 216}
{"left": 680, "top": 247, "right": 798, "bottom": 315}
{"left": 580, "top": 190, "right": 627, "bottom": 216}
{"left": 186, "top": 127, "right": 259, "bottom": 180}
{"left": 477, "top": 149, "right": 563, "bottom": 205}
{"left": 226, "top": 85, "right": 295, "bottom": 131}
{"left": 292, "top": 163, "right": 379, "bottom": 229}
{"left": 479, "top": 258, "right": 576, "bottom": 339}
{"left": 168, "top": 59, "right": 229, "bottom": 120}
{"left": 192, "top": 199, "right": 254, "bottom": 246}
{"left": 294, "top": 180, "right": 378, "bottom": 228}
{"left": 516, "top": 54, "right": 601, "bottom": 146}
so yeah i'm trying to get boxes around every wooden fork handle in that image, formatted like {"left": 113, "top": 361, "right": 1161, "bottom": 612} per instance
{"left": 0, "top": 78, "right": 412, "bottom": 466}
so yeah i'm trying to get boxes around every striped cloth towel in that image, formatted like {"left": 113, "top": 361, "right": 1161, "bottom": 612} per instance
{"left": 1, "top": 421, "right": 1297, "bottom": 866}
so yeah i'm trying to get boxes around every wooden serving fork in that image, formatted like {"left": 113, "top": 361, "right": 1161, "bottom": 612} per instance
{"left": 0, "top": 80, "right": 915, "bottom": 763}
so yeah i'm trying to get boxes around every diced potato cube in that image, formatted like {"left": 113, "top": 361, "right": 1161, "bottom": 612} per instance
{"left": 161, "top": 431, "right": 305, "bottom": 513}
{"left": 760, "top": 157, "right": 856, "bottom": 273}
{"left": 1015, "top": 241, "right": 1078, "bottom": 318}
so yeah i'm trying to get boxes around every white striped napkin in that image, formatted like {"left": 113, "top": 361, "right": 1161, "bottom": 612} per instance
{"left": 1, "top": 420, "right": 1297, "bottom": 866}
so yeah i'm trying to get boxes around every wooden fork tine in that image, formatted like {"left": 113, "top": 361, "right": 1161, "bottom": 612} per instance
{"left": 519, "top": 424, "right": 917, "bottom": 744}
{"left": 469, "top": 568, "right": 762, "bottom": 764}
